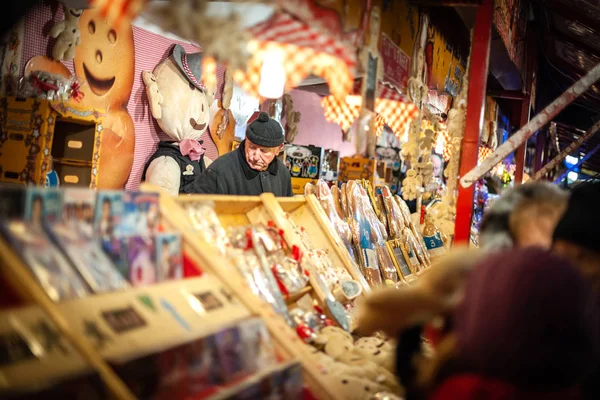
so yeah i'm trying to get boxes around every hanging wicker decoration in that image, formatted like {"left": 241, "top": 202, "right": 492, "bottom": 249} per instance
{"left": 321, "top": 81, "right": 420, "bottom": 138}
{"left": 202, "top": 12, "right": 357, "bottom": 101}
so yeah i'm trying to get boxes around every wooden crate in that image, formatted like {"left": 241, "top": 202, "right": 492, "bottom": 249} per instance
{"left": 291, "top": 176, "right": 318, "bottom": 195}
{"left": 267, "top": 193, "right": 370, "bottom": 294}
{"left": 0, "top": 97, "right": 104, "bottom": 188}
{"left": 159, "top": 192, "right": 345, "bottom": 400}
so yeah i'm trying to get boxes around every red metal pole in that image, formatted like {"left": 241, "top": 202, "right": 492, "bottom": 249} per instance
{"left": 454, "top": 0, "right": 493, "bottom": 243}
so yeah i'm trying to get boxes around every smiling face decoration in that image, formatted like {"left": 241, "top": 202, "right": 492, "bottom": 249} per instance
{"left": 74, "top": 8, "right": 135, "bottom": 109}
{"left": 142, "top": 45, "right": 210, "bottom": 142}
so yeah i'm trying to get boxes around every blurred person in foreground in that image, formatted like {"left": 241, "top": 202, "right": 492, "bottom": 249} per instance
{"left": 359, "top": 248, "right": 600, "bottom": 399}
{"left": 552, "top": 180, "right": 600, "bottom": 399}
{"left": 479, "top": 181, "right": 568, "bottom": 250}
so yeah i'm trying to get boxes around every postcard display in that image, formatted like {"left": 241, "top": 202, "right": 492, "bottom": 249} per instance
{"left": 0, "top": 187, "right": 304, "bottom": 400}
{"left": 283, "top": 144, "right": 325, "bottom": 195}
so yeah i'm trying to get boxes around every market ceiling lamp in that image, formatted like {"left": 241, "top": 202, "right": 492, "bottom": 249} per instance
{"left": 202, "top": 12, "right": 357, "bottom": 101}
{"left": 321, "top": 81, "right": 420, "bottom": 138}
{"left": 258, "top": 49, "right": 286, "bottom": 99}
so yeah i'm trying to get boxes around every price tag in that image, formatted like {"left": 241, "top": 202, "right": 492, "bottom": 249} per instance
{"left": 101, "top": 307, "right": 146, "bottom": 334}
{"left": 363, "top": 248, "right": 378, "bottom": 267}
{"left": 423, "top": 232, "right": 446, "bottom": 257}
{"left": 393, "top": 247, "right": 412, "bottom": 277}
{"left": 0, "top": 331, "right": 38, "bottom": 367}
{"left": 194, "top": 292, "right": 224, "bottom": 312}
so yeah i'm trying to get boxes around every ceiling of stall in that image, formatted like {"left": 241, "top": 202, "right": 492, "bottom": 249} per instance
{"left": 532, "top": 0, "right": 600, "bottom": 172}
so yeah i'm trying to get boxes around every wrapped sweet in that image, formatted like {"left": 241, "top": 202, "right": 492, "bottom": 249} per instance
{"left": 185, "top": 201, "right": 229, "bottom": 254}
{"left": 422, "top": 215, "right": 447, "bottom": 259}
{"left": 346, "top": 181, "right": 400, "bottom": 287}
{"left": 18, "top": 71, "right": 84, "bottom": 102}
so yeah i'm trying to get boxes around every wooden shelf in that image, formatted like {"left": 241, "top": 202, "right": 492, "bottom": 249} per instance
{"left": 285, "top": 285, "right": 313, "bottom": 305}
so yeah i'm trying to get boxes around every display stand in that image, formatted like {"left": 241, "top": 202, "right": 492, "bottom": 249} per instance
{"left": 157, "top": 192, "right": 346, "bottom": 400}
{"left": 0, "top": 188, "right": 341, "bottom": 399}
{"left": 266, "top": 193, "right": 370, "bottom": 293}
{"left": 0, "top": 237, "right": 135, "bottom": 400}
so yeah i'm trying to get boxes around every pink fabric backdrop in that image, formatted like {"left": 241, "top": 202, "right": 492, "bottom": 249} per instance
{"left": 288, "top": 89, "right": 355, "bottom": 157}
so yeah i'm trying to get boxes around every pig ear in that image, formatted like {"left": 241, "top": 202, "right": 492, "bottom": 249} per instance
{"left": 142, "top": 71, "right": 162, "bottom": 120}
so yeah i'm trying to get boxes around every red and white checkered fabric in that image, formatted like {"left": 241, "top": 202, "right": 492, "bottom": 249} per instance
{"left": 227, "top": 12, "right": 356, "bottom": 101}
{"left": 321, "top": 80, "right": 420, "bottom": 138}
{"left": 321, "top": 95, "right": 361, "bottom": 132}
{"left": 249, "top": 12, "right": 355, "bottom": 68}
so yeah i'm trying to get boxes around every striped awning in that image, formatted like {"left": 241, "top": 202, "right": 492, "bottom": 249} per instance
{"left": 321, "top": 81, "right": 420, "bottom": 137}
{"left": 203, "top": 12, "right": 357, "bottom": 101}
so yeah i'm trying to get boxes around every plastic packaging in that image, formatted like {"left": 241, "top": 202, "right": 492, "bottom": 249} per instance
{"left": 422, "top": 215, "right": 447, "bottom": 259}
{"left": 378, "top": 186, "right": 406, "bottom": 240}
{"left": 185, "top": 201, "right": 229, "bottom": 255}
{"left": 315, "top": 181, "right": 355, "bottom": 261}
{"left": 346, "top": 181, "right": 399, "bottom": 287}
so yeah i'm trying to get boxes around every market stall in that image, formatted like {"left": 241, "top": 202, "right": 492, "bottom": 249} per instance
{"left": 0, "top": 180, "right": 436, "bottom": 399}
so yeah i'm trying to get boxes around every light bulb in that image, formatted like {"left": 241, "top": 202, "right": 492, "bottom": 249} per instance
{"left": 565, "top": 155, "right": 578, "bottom": 166}
{"left": 567, "top": 171, "right": 579, "bottom": 182}
{"left": 259, "top": 49, "right": 285, "bottom": 99}
{"left": 345, "top": 95, "right": 362, "bottom": 107}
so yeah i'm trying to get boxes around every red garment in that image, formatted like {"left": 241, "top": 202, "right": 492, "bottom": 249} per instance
{"left": 430, "top": 375, "right": 581, "bottom": 400}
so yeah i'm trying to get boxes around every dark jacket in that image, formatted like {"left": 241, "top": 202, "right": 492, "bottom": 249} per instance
{"left": 142, "top": 141, "right": 206, "bottom": 194}
{"left": 193, "top": 140, "right": 293, "bottom": 197}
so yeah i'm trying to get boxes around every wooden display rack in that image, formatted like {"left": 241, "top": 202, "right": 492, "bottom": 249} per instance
{"left": 157, "top": 192, "right": 346, "bottom": 400}
{"left": 0, "top": 186, "right": 375, "bottom": 400}
{"left": 0, "top": 191, "right": 344, "bottom": 400}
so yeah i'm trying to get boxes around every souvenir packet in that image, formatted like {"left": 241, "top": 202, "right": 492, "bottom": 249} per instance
{"left": 101, "top": 236, "right": 129, "bottom": 280}
{"left": 377, "top": 186, "right": 406, "bottom": 240}
{"left": 185, "top": 201, "right": 229, "bottom": 255}
{"left": 94, "top": 191, "right": 125, "bottom": 239}
{"left": 238, "top": 318, "right": 278, "bottom": 374}
{"left": 214, "top": 326, "right": 247, "bottom": 382}
{"left": 24, "top": 186, "right": 62, "bottom": 224}
{"left": 121, "top": 192, "right": 160, "bottom": 237}
{"left": 271, "top": 255, "right": 309, "bottom": 297}
{"left": 272, "top": 362, "right": 303, "bottom": 399}
{"left": 153, "top": 335, "right": 224, "bottom": 398}
{"left": 0, "top": 186, "right": 26, "bottom": 219}
{"left": 62, "top": 187, "right": 96, "bottom": 238}
{"left": 185, "top": 335, "right": 224, "bottom": 393}
{"left": 155, "top": 232, "right": 183, "bottom": 282}
{"left": 347, "top": 182, "right": 384, "bottom": 287}
{"left": 0, "top": 220, "right": 88, "bottom": 301}
{"left": 229, "top": 227, "right": 294, "bottom": 327}
{"left": 47, "top": 223, "right": 129, "bottom": 293}
{"left": 422, "top": 216, "right": 447, "bottom": 259}
{"left": 127, "top": 235, "right": 157, "bottom": 286}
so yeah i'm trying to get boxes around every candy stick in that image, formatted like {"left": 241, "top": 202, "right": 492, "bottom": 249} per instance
{"left": 460, "top": 62, "right": 600, "bottom": 188}
{"left": 533, "top": 120, "right": 600, "bottom": 180}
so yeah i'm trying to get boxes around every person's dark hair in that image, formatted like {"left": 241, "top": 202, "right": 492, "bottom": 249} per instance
{"left": 554, "top": 180, "right": 600, "bottom": 253}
